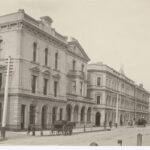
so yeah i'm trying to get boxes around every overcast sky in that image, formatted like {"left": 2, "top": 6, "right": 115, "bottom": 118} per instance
{"left": 1, "top": 0, "right": 150, "bottom": 91}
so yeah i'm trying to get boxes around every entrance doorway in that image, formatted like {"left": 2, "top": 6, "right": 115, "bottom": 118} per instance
{"left": 95, "top": 112, "right": 101, "bottom": 126}
{"left": 0, "top": 103, "right": 2, "bottom": 125}
{"left": 21, "top": 105, "right": 26, "bottom": 129}
{"left": 120, "top": 114, "right": 123, "bottom": 126}
{"left": 66, "top": 104, "right": 72, "bottom": 121}
{"left": 52, "top": 107, "right": 57, "bottom": 124}
{"left": 41, "top": 106, "right": 47, "bottom": 129}
{"left": 29, "top": 105, "right": 36, "bottom": 125}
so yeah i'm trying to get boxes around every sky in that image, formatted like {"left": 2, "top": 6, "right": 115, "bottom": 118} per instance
{"left": 1, "top": 0, "right": 150, "bottom": 91}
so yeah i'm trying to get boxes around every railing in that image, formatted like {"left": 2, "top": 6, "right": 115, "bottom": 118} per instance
{"left": 67, "top": 70, "right": 85, "bottom": 79}
{"left": 67, "top": 92, "right": 93, "bottom": 103}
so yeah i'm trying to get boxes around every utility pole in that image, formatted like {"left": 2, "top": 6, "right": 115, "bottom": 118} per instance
{"left": 115, "top": 93, "right": 119, "bottom": 128}
{"left": 1, "top": 56, "right": 11, "bottom": 139}
{"left": 134, "top": 85, "right": 136, "bottom": 122}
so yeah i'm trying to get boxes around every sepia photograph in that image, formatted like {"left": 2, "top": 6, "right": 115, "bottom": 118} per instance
{"left": 0, "top": 0, "right": 150, "bottom": 148}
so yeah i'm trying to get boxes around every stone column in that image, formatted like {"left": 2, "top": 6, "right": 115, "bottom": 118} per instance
{"left": 101, "top": 110, "right": 105, "bottom": 126}
{"left": 25, "top": 104, "right": 29, "bottom": 129}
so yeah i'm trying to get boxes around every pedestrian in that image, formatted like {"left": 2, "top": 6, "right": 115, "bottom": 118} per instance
{"left": 104, "top": 121, "right": 106, "bottom": 130}
{"left": 27, "top": 124, "right": 31, "bottom": 135}
{"left": 109, "top": 120, "right": 112, "bottom": 129}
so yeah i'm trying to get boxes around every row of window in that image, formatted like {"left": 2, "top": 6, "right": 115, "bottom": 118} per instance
{"left": 71, "top": 81, "right": 83, "bottom": 96}
{"left": 33, "top": 42, "right": 85, "bottom": 72}
{"left": 31, "top": 75, "right": 58, "bottom": 97}
{"left": 136, "top": 104, "right": 148, "bottom": 111}
{"left": 32, "top": 42, "right": 58, "bottom": 69}
{"left": 72, "top": 60, "right": 84, "bottom": 72}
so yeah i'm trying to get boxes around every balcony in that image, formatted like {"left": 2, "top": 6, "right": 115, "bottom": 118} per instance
{"left": 67, "top": 70, "right": 85, "bottom": 79}
{"left": 66, "top": 92, "right": 94, "bottom": 104}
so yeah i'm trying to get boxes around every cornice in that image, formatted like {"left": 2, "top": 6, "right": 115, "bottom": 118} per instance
{"left": 21, "top": 20, "right": 67, "bottom": 49}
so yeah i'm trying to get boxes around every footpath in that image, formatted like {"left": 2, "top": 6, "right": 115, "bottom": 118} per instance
{"left": 0, "top": 126, "right": 111, "bottom": 141}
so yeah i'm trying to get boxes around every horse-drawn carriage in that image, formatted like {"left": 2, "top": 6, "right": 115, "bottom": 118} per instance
{"left": 136, "top": 118, "right": 147, "bottom": 127}
{"left": 50, "top": 120, "right": 75, "bottom": 135}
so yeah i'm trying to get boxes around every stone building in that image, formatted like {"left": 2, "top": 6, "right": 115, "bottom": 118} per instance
{"left": 0, "top": 10, "right": 149, "bottom": 130}
{"left": 0, "top": 10, "right": 94, "bottom": 130}
{"left": 87, "top": 62, "right": 149, "bottom": 126}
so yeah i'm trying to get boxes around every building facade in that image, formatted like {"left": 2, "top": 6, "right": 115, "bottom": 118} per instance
{"left": 0, "top": 10, "right": 149, "bottom": 130}
{"left": 0, "top": 10, "right": 94, "bottom": 130}
{"left": 87, "top": 62, "right": 149, "bottom": 127}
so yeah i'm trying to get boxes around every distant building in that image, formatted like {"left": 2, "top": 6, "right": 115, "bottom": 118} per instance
{"left": 87, "top": 62, "right": 150, "bottom": 126}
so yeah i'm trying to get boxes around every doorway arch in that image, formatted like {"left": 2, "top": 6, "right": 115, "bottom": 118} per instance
{"left": 74, "top": 105, "right": 79, "bottom": 122}
{"left": 66, "top": 104, "right": 72, "bottom": 121}
{"left": 41, "top": 105, "right": 47, "bottom": 129}
{"left": 29, "top": 104, "right": 36, "bottom": 125}
{"left": 95, "top": 112, "right": 101, "bottom": 126}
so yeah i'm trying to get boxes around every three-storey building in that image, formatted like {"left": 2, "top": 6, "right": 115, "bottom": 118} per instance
{"left": 0, "top": 10, "right": 93, "bottom": 130}
{"left": 87, "top": 62, "right": 149, "bottom": 126}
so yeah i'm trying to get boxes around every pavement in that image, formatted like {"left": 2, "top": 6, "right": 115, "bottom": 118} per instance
{"left": 0, "top": 125, "right": 150, "bottom": 146}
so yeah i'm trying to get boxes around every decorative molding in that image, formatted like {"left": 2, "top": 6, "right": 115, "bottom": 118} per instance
{"left": 42, "top": 69, "right": 51, "bottom": 76}
{"left": 52, "top": 73, "right": 61, "bottom": 79}
{"left": 30, "top": 66, "right": 40, "bottom": 73}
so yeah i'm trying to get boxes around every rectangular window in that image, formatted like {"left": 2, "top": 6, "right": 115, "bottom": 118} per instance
{"left": 72, "top": 81, "right": 76, "bottom": 94}
{"left": 21, "top": 105, "right": 26, "bottom": 129}
{"left": 0, "top": 40, "right": 2, "bottom": 59}
{"left": 59, "top": 108, "right": 63, "bottom": 120}
{"left": 33, "top": 42, "right": 37, "bottom": 62}
{"left": 80, "top": 82, "right": 83, "bottom": 95}
{"left": 0, "top": 40, "right": 2, "bottom": 49}
{"left": 45, "top": 48, "right": 48, "bottom": 66}
{"left": 54, "top": 81, "right": 58, "bottom": 97}
{"left": 97, "top": 96, "right": 101, "bottom": 104}
{"left": 97, "top": 77, "right": 101, "bottom": 86}
{"left": 0, "top": 73, "right": 2, "bottom": 91}
{"left": 43, "top": 78, "right": 48, "bottom": 95}
{"left": 72, "top": 60, "right": 76, "bottom": 71}
{"left": 31, "top": 75, "right": 37, "bottom": 93}
{"left": 81, "top": 64, "right": 84, "bottom": 72}
{"left": 0, "top": 103, "right": 2, "bottom": 124}
{"left": 55, "top": 53, "right": 58, "bottom": 70}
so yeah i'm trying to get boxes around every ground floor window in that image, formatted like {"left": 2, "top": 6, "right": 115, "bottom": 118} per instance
{"left": 29, "top": 105, "right": 36, "bottom": 125}
{"left": 0, "top": 103, "right": 2, "bottom": 124}
{"left": 59, "top": 108, "right": 63, "bottom": 120}
{"left": 95, "top": 112, "right": 101, "bottom": 126}
{"left": 21, "top": 105, "right": 26, "bottom": 129}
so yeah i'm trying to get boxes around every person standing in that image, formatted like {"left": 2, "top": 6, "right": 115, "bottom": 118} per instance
{"left": 109, "top": 120, "right": 112, "bottom": 129}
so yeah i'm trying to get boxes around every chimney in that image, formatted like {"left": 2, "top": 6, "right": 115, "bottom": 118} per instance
{"left": 139, "top": 83, "right": 143, "bottom": 88}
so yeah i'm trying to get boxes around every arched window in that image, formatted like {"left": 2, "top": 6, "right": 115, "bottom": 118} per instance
{"left": 33, "top": 42, "right": 37, "bottom": 62}
{"left": 55, "top": 52, "right": 58, "bottom": 70}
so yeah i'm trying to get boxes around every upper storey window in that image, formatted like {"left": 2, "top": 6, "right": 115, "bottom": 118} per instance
{"left": 72, "top": 60, "right": 76, "bottom": 71}
{"left": 33, "top": 42, "right": 37, "bottom": 62}
{"left": 45, "top": 48, "right": 48, "bottom": 66}
{"left": 0, "top": 40, "right": 3, "bottom": 58}
{"left": 0, "top": 73, "right": 2, "bottom": 91}
{"left": 31, "top": 75, "right": 37, "bottom": 93}
{"left": 97, "top": 77, "right": 101, "bottom": 87}
{"left": 55, "top": 52, "right": 58, "bottom": 70}
{"left": 0, "top": 40, "right": 2, "bottom": 50}
{"left": 81, "top": 64, "right": 84, "bottom": 72}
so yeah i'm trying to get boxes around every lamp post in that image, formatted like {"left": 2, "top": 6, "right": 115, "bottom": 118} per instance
{"left": 1, "top": 56, "right": 11, "bottom": 139}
